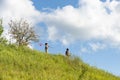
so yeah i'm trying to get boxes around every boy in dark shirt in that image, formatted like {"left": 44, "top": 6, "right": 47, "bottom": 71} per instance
{"left": 45, "top": 43, "right": 49, "bottom": 53}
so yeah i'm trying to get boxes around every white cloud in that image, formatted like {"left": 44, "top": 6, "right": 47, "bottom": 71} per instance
{"left": 80, "top": 47, "right": 88, "bottom": 53}
{"left": 0, "top": 0, "right": 40, "bottom": 22}
{"left": 1, "top": 0, "right": 120, "bottom": 51}
{"left": 47, "top": 26, "right": 58, "bottom": 41}
{"left": 41, "top": 0, "right": 120, "bottom": 48}
{"left": 89, "top": 42, "right": 106, "bottom": 52}
{"left": 79, "top": 42, "right": 106, "bottom": 54}
{"left": 0, "top": 0, "right": 41, "bottom": 41}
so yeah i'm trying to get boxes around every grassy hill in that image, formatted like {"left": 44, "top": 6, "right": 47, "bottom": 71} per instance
{"left": 0, "top": 44, "right": 120, "bottom": 80}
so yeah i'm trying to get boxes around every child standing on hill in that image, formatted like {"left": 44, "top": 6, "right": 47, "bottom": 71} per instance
{"left": 45, "top": 43, "right": 49, "bottom": 53}
{"left": 65, "top": 48, "right": 70, "bottom": 57}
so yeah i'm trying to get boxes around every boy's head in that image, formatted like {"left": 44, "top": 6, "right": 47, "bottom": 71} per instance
{"left": 66, "top": 48, "right": 69, "bottom": 51}
{"left": 45, "top": 43, "right": 48, "bottom": 45}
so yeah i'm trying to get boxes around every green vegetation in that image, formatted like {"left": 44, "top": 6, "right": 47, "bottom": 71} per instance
{"left": 0, "top": 19, "right": 3, "bottom": 36}
{"left": 0, "top": 44, "right": 120, "bottom": 80}
{"left": 0, "top": 19, "right": 7, "bottom": 44}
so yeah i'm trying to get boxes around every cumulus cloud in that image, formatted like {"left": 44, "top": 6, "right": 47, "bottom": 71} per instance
{"left": 1, "top": 0, "right": 120, "bottom": 51}
{"left": 0, "top": 0, "right": 40, "bottom": 24}
{"left": 0, "top": 0, "right": 41, "bottom": 41}
{"left": 89, "top": 42, "right": 106, "bottom": 52}
{"left": 41, "top": 0, "right": 120, "bottom": 48}
{"left": 79, "top": 42, "right": 106, "bottom": 54}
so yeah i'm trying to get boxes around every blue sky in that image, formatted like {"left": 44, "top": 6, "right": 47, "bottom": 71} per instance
{"left": 0, "top": 0, "right": 120, "bottom": 76}
{"left": 33, "top": 0, "right": 79, "bottom": 9}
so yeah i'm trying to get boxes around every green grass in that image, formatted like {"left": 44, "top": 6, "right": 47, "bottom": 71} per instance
{"left": 0, "top": 44, "right": 120, "bottom": 80}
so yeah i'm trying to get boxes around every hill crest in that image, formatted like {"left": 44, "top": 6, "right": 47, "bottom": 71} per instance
{"left": 0, "top": 44, "right": 120, "bottom": 80}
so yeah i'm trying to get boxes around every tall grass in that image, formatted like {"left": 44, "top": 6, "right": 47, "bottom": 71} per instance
{"left": 0, "top": 44, "right": 120, "bottom": 80}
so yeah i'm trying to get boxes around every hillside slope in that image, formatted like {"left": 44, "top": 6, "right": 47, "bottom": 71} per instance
{"left": 0, "top": 44, "right": 120, "bottom": 80}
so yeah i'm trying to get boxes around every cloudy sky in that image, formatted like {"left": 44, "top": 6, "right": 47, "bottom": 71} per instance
{"left": 0, "top": 0, "right": 120, "bottom": 76}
